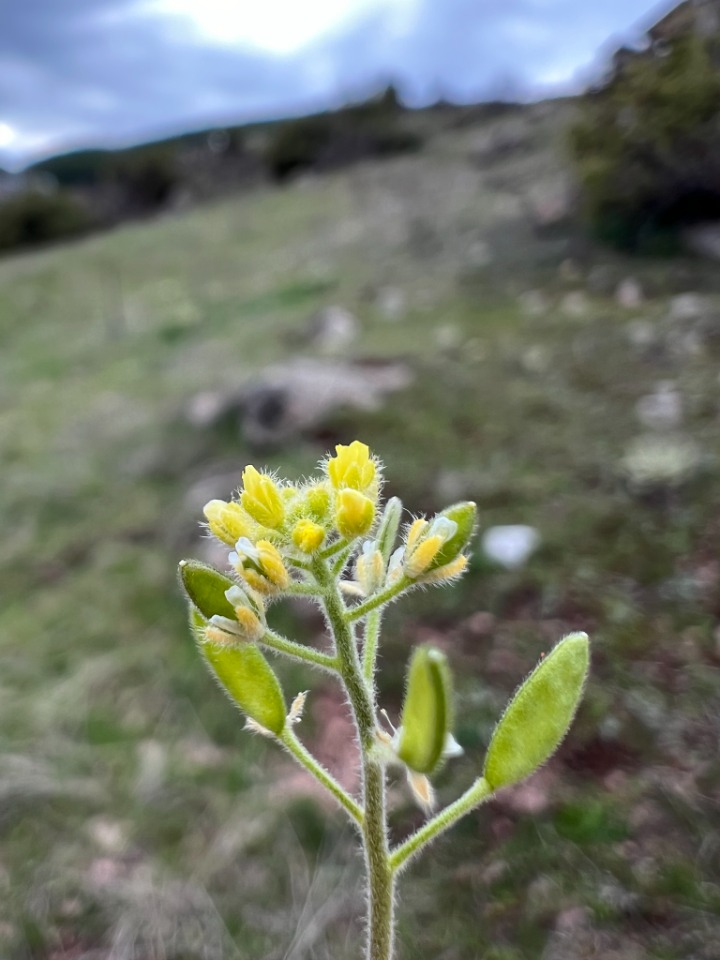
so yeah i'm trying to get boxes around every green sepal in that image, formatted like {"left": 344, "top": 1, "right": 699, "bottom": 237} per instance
{"left": 483, "top": 632, "right": 590, "bottom": 790}
{"left": 376, "top": 496, "right": 403, "bottom": 563}
{"left": 179, "top": 559, "right": 236, "bottom": 621}
{"left": 430, "top": 501, "right": 477, "bottom": 569}
{"left": 190, "top": 607, "right": 286, "bottom": 735}
{"left": 397, "top": 645, "right": 454, "bottom": 775}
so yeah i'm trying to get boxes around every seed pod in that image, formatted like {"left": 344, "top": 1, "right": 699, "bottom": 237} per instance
{"left": 428, "top": 501, "right": 477, "bottom": 571}
{"left": 483, "top": 632, "right": 590, "bottom": 791}
{"left": 397, "top": 646, "right": 454, "bottom": 775}
{"left": 191, "top": 608, "right": 286, "bottom": 736}
{"left": 179, "top": 560, "right": 236, "bottom": 620}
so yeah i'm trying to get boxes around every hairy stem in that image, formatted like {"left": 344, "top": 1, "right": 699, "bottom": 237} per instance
{"left": 362, "top": 609, "right": 383, "bottom": 686}
{"left": 313, "top": 556, "right": 394, "bottom": 960}
{"left": 346, "top": 578, "right": 409, "bottom": 623}
{"left": 390, "top": 777, "right": 492, "bottom": 874}
{"left": 261, "top": 629, "right": 338, "bottom": 673}
{"left": 280, "top": 727, "right": 363, "bottom": 826}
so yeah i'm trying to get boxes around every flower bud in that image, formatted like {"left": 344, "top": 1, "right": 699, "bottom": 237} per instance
{"left": 355, "top": 540, "right": 385, "bottom": 596}
{"left": 327, "top": 440, "right": 377, "bottom": 493}
{"left": 483, "top": 632, "right": 590, "bottom": 791}
{"left": 396, "top": 645, "right": 454, "bottom": 776}
{"left": 292, "top": 518, "right": 326, "bottom": 554}
{"left": 375, "top": 496, "right": 403, "bottom": 562}
{"left": 240, "top": 465, "right": 285, "bottom": 529}
{"left": 303, "top": 483, "right": 331, "bottom": 522}
{"left": 427, "top": 501, "right": 477, "bottom": 571}
{"left": 203, "top": 499, "right": 255, "bottom": 546}
{"left": 403, "top": 517, "right": 458, "bottom": 580}
{"left": 230, "top": 538, "right": 290, "bottom": 595}
{"left": 334, "top": 489, "right": 375, "bottom": 540}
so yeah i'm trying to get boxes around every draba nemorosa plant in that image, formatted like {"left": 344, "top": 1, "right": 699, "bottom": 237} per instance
{"left": 178, "top": 440, "right": 590, "bottom": 960}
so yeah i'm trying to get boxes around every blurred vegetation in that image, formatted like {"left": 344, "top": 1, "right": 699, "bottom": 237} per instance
{"left": 571, "top": 31, "right": 720, "bottom": 251}
{"left": 0, "top": 189, "right": 92, "bottom": 252}
{"left": 264, "top": 87, "right": 422, "bottom": 181}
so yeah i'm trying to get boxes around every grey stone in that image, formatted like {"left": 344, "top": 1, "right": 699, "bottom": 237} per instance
{"left": 635, "top": 381, "right": 683, "bottom": 431}
{"left": 241, "top": 358, "right": 413, "bottom": 447}
{"left": 616, "top": 277, "right": 644, "bottom": 308}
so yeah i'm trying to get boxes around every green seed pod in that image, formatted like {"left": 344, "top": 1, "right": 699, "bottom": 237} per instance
{"left": 429, "top": 501, "right": 477, "bottom": 570}
{"left": 397, "top": 645, "right": 454, "bottom": 775}
{"left": 179, "top": 560, "right": 236, "bottom": 621}
{"left": 375, "top": 496, "right": 403, "bottom": 564}
{"left": 192, "top": 607, "right": 286, "bottom": 736}
{"left": 483, "top": 632, "right": 590, "bottom": 791}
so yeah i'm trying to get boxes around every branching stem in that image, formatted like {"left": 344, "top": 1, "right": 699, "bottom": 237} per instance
{"left": 262, "top": 629, "right": 338, "bottom": 673}
{"left": 346, "top": 578, "right": 409, "bottom": 623}
{"left": 280, "top": 727, "right": 364, "bottom": 826}
{"left": 390, "top": 777, "right": 492, "bottom": 874}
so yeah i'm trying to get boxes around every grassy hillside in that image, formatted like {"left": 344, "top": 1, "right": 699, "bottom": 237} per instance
{"left": 1, "top": 100, "right": 720, "bottom": 959}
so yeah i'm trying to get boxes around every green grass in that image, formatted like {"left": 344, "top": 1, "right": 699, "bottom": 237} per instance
{"left": 2, "top": 102, "right": 720, "bottom": 958}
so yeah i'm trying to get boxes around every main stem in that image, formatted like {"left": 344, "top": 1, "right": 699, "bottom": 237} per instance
{"left": 313, "top": 557, "right": 395, "bottom": 960}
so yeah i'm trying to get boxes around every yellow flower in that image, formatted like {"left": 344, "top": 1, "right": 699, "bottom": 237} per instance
{"left": 203, "top": 499, "right": 255, "bottom": 546}
{"left": 292, "top": 519, "right": 326, "bottom": 554}
{"left": 334, "top": 489, "right": 375, "bottom": 540}
{"left": 403, "top": 517, "right": 460, "bottom": 580}
{"left": 230, "top": 538, "right": 290, "bottom": 595}
{"left": 327, "top": 441, "right": 377, "bottom": 492}
{"left": 240, "top": 466, "right": 285, "bottom": 529}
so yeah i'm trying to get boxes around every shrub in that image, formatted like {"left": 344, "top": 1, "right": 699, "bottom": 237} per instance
{"left": 264, "top": 92, "right": 422, "bottom": 181}
{"left": 0, "top": 190, "right": 92, "bottom": 252}
{"left": 570, "top": 32, "right": 720, "bottom": 250}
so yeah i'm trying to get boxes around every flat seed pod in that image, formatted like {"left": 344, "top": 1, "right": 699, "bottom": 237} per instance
{"left": 179, "top": 560, "right": 236, "bottom": 621}
{"left": 429, "top": 502, "right": 477, "bottom": 570}
{"left": 397, "top": 646, "right": 453, "bottom": 775}
{"left": 483, "top": 632, "right": 590, "bottom": 790}
{"left": 198, "top": 620, "right": 286, "bottom": 736}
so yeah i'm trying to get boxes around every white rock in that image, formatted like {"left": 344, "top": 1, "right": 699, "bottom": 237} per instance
{"left": 669, "top": 293, "right": 707, "bottom": 322}
{"left": 482, "top": 525, "right": 541, "bottom": 570}
{"left": 560, "top": 291, "right": 589, "bottom": 318}
{"left": 616, "top": 277, "right": 644, "bottom": 309}
{"left": 518, "top": 290, "right": 547, "bottom": 317}
{"left": 626, "top": 319, "right": 656, "bottom": 348}
{"left": 376, "top": 286, "right": 407, "bottom": 322}
{"left": 635, "top": 382, "right": 683, "bottom": 431}
{"left": 308, "top": 306, "right": 359, "bottom": 354}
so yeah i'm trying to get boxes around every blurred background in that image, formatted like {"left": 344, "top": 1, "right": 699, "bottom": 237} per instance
{"left": 1, "top": 1, "right": 720, "bottom": 957}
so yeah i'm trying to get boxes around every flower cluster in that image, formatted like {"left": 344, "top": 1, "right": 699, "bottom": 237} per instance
{"left": 199, "top": 441, "right": 476, "bottom": 647}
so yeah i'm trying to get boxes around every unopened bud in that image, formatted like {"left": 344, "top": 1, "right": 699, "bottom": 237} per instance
{"left": 292, "top": 519, "right": 326, "bottom": 554}
{"left": 334, "top": 489, "right": 375, "bottom": 540}
{"left": 240, "top": 466, "right": 285, "bottom": 529}
{"left": 203, "top": 499, "right": 255, "bottom": 546}
{"left": 355, "top": 540, "right": 385, "bottom": 595}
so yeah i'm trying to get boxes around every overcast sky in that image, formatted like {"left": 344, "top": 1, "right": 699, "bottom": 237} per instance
{"left": 0, "top": 0, "right": 669, "bottom": 169}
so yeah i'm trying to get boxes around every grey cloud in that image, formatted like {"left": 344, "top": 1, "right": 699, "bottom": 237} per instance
{"left": 0, "top": 0, "right": 660, "bottom": 168}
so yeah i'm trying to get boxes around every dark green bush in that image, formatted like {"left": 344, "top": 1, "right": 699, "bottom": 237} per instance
{"left": 0, "top": 190, "right": 92, "bottom": 251}
{"left": 108, "top": 147, "right": 179, "bottom": 212}
{"left": 570, "top": 33, "right": 720, "bottom": 251}
{"left": 264, "top": 90, "right": 422, "bottom": 181}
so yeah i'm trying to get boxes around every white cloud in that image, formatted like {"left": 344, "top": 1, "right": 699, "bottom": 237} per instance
{"left": 151, "top": 0, "right": 387, "bottom": 53}
{"left": 0, "top": 123, "right": 16, "bottom": 149}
